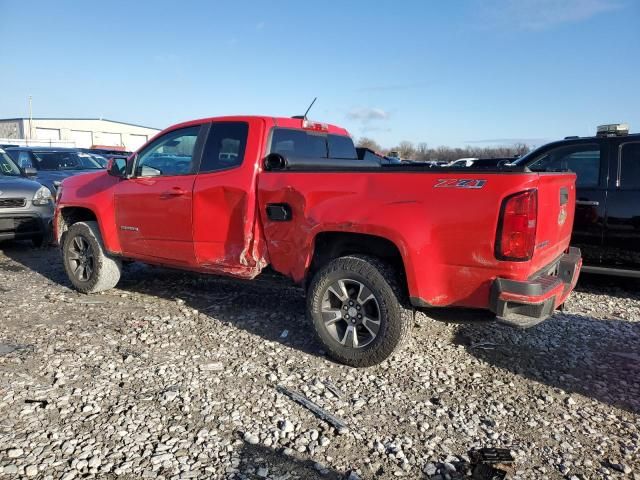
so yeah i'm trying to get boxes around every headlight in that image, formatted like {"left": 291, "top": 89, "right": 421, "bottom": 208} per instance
{"left": 32, "top": 186, "right": 53, "bottom": 206}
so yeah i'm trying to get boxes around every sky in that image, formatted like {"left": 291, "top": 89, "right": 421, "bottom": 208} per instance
{"left": 1, "top": 0, "right": 639, "bottom": 148}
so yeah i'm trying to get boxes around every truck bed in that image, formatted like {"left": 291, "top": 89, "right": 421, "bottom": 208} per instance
{"left": 258, "top": 157, "right": 576, "bottom": 309}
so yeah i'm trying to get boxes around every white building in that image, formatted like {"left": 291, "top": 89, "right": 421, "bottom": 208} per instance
{"left": 0, "top": 117, "right": 161, "bottom": 151}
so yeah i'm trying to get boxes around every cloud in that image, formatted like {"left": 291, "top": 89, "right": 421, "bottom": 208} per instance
{"left": 346, "top": 107, "right": 390, "bottom": 123}
{"left": 480, "top": 0, "right": 624, "bottom": 30}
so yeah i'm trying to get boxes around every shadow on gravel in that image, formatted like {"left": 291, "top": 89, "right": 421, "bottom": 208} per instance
{"left": 2, "top": 241, "right": 328, "bottom": 361}
{"left": 235, "top": 441, "right": 343, "bottom": 479}
{"left": 575, "top": 273, "right": 640, "bottom": 301}
{"left": 453, "top": 314, "right": 640, "bottom": 414}
{"left": 1, "top": 240, "right": 70, "bottom": 286}
{"left": 118, "top": 265, "right": 329, "bottom": 359}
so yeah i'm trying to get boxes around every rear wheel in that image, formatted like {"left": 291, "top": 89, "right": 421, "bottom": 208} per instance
{"left": 62, "top": 221, "right": 122, "bottom": 293}
{"left": 307, "top": 255, "right": 412, "bottom": 367}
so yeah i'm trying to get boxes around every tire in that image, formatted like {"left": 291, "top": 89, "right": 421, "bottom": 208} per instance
{"left": 62, "top": 221, "right": 122, "bottom": 293}
{"left": 307, "top": 255, "right": 413, "bottom": 367}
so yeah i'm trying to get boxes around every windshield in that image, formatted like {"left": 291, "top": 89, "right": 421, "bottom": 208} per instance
{"left": 31, "top": 151, "right": 103, "bottom": 170}
{"left": 90, "top": 154, "right": 108, "bottom": 167}
{"left": 0, "top": 150, "right": 21, "bottom": 176}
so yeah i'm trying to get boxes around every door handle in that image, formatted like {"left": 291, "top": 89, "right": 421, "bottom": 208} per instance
{"left": 576, "top": 200, "right": 599, "bottom": 206}
{"left": 161, "top": 187, "right": 187, "bottom": 197}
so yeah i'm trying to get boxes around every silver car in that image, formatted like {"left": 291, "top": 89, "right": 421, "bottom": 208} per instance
{"left": 0, "top": 148, "right": 53, "bottom": 247}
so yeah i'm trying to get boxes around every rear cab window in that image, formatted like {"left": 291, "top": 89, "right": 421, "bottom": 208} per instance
{"left": 270, "top": 129, "right": 357, "bottom": 159}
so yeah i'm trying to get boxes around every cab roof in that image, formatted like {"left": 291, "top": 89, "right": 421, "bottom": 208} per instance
{"left": 5, "top": 146, "right": 84, "bottom": 152}
{"left": 163, "top": 115, "right": 351, "bottom": 137}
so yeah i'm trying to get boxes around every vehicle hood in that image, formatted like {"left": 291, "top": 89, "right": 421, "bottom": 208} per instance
{"left": 58, "top": 169, "right": 108, "bottom": 188}
{"left": 0, "top": 176, "right": 44, "bottom": 196}
{"left": 34, "top": 169, "right": 103, "bottom": 191}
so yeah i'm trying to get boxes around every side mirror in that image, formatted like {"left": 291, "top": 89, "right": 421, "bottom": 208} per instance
{"left": 107, "top": 157, "right": 128, "bottom": 178}
{"left": 23, "top": 167, "right": 37, "bottom": 177}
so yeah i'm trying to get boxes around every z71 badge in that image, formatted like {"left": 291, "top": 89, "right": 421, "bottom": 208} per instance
{"left": 434, "top": 179, "right": 487, "bottom": 189}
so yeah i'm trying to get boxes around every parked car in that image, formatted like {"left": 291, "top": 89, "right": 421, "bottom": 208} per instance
{"left": 0, "top": 147, "right": 53, "bottom": 246}
{"left": 5, "top": 147, "right": 104, "bottom": 194}
{"left": 54, "top": 115, "right": 581, "bottom": 366}
{"left": 85, "top": 147, "right": 132, "bottom": 156}
{"left": 448, "top": 158, "right": 478, "bottom": 167}
{"left": 386, "top": 150, "right": 401, "bottom": 162}
{"left": 513, "top": 123, "right": 639, "bottom": 277}
{"left": 79, "top": 148, "right": 132, "bottom": 168}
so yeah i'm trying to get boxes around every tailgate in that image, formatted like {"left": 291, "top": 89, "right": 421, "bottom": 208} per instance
{"left": 530, "top": 172, "right": 577, "bottom": 271}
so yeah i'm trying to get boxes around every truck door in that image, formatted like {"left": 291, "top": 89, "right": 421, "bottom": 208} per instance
{"left": 527, "top": 141, "right": 608, "bottom": 265}
{"left": 191, "top": 119, "right": 266, "bottom": 277}
{"left": 602, "top": 140, "right": 640, "bottom": 270}
{"left": 114, "top": 125, "right": 204, "bottom": 264}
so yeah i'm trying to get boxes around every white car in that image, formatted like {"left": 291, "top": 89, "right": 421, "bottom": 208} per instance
{"left": 448, "top": 158, "right": 478, "bottom": 167}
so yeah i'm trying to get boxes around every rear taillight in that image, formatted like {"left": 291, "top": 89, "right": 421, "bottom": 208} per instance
{"left": 496, "top": 189, "right": 538, "bottom": 261}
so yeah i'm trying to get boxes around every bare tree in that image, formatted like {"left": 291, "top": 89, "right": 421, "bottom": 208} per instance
{"left": 354, "top": 135, "right": 530, "bottom": 163}
{"left": 415, "top": 142, "right": 429, "bottom": 161}
{"left": 356, "top": 137, "right": 382, "bottom": 152}
{"left": 395, "top": 141, "right": 416, "bottom": 160}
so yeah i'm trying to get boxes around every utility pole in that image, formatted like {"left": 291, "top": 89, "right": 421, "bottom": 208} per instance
{"left": 28, "top": 95, "right": 33, "bottom": 146}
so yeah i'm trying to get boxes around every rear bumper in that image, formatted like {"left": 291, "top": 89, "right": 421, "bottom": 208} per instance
{"left": 490, "top": 247, "right": 582, "bottom": 328}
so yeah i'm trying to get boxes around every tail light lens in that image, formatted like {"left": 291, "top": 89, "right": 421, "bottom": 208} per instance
{"left": 496, "top": 189, "right": 538, "bottom": 261}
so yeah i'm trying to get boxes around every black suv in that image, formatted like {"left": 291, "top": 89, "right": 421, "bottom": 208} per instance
{"left": 514, "top": 124, "right": 640, "bottom": 277}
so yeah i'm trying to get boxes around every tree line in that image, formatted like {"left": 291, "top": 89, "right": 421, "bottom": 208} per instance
{"left": 356, "top": 137, "right": 531, "bottom": 162}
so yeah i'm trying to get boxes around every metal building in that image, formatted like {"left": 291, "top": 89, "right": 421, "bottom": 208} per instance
{"left": 0, "top": 117, "right": 160, "bottom": 151}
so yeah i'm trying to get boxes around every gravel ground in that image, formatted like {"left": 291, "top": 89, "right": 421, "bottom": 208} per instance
{"left": 0, "top": 242, "right": 638, "bottom": 480}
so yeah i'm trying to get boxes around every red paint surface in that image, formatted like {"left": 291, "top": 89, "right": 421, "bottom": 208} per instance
{"left": 55, "top": 115, "right": 578, "bottom": 310}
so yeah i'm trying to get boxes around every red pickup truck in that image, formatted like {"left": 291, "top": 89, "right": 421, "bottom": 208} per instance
{"left": 54, "top": 116, "right": 582, "bottom": 366}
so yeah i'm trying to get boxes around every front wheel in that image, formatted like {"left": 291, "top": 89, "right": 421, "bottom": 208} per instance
{"left": 307, "top": 255, "right": 412, "bottom": 367}
{"left": 62, "top": 221, "right": 122, "bottom": 293}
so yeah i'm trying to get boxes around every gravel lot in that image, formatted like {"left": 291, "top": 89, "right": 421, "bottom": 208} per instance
{"left": 0, "top": 242, "right": 638, "bottom": 480}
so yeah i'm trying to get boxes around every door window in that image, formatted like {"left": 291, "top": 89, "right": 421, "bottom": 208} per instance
{"left": 20, "top": 151, "right": 33, "bottom": 168}
{"left": 135, "top": 126, "right": 200, "bottom": 177}
{"left": 527, "top": 144, "right": 602, "bottom": 187}
{"left": 199, "top": 122, "right": 249, "bottom": 173}
{"left": 619, "top": 143, "right": 640, "bottom": 189}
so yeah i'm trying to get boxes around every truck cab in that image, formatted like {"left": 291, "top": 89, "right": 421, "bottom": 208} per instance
{"left": 515, "top": 123, "right": 640, "bottom": 276}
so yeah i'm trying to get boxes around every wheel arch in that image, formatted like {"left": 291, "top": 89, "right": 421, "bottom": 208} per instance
{"left": 56, "top": 206, "right": 99, "bottom": 245}
{"left": 306, "top": 231, "right": 411, "bottom": 296}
